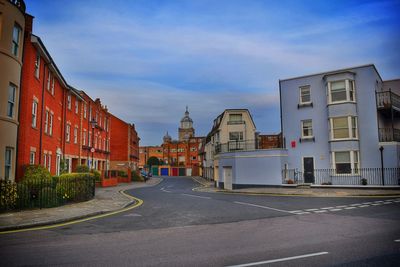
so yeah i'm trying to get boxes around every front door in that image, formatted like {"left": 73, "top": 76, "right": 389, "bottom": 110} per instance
{"left": 223, "top": 167, "right": 233, "bottom": 190}
{"left": 303, "top": 157, "right": 314, "bottom": 183}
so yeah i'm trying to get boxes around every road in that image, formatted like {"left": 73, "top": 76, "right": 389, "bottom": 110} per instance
{"left": 1, "top": 176, "right": 400, "bottom": 266}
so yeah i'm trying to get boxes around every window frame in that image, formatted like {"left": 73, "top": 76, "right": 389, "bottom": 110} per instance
{"left": 330, "top": 116, "right": 358, "bottom": 140}
{"left": 66, "top": 124, "right": 71, "bottom": 142}
{"left": 229, "top": 131, "right": 244, "bottom": 141}
{"left": 301, "top": 119, "right": 313, "bottom": 139}
{"left": 328, "top": 79, "right": 356, "bottom": 104}
{"left": 5, "top": 147, "right": 13, "bottom": 180}
{"left": 30, "top": 151, "right": 36, "bottom": 165}
{"left": 34, "top": 51, "right": 40, "bottom": 78}
{"left": 332, "top": 150, "right": 360, "bottom": 174}
{"left": 74, "top": 126, "right": 78, "bottom": 144}
{"left": 32, "top": 100, "right": 38, "bottom": 128}
{"left": 67, "top": 94, "right": 72, "bottom": 110}
{"left": 11, "top": 23, "right": 22, "bottom": 57}
{"left": 7, "top": 83, "right": 16, "bottom": 118}
{"left": 299, "top": 85, "right": 311, "bottom": 105}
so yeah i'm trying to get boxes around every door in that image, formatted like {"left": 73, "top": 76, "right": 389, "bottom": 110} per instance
{"left": 160, "top": 167, "right": 169, "bottom": 176}
{"left": 152, "top": 166, "right": 159, "bottom": 176}
{"left": 178, "top": 168, "right": 186, "bottom": 176}
{"left": 172, "top": 168, "right": 178, "bottom": 176}
{"left": 223, "top": 167, "right": 233, "bottom": 190}
{"left": 303, "top": 157, "right": 314, "bottom": 183}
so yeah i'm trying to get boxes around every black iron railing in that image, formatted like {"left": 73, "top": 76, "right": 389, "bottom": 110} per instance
{"left": 282, "top": 168, "right": 400, "bottom": 186}
{"left": 376, "top": 90, "right": 400, "bottom": 110}
{"left": 379, "top": 128, "right": 400, "bottom": 142}
{"left": 215, "top": 140, "right": 257, "bottom": 154}
{"left": 0, "top": 175, "right": 95, "bottom": 212}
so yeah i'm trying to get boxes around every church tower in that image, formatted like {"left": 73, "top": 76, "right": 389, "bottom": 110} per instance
{"left": 178, "top": 106, "right": 195, "bottom": 141}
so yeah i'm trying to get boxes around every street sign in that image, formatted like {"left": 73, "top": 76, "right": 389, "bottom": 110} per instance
{"left": 90, "top": 147, "right": 95, "bottom": 153}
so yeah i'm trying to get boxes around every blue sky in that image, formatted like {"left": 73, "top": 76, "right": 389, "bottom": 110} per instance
{"left": 25, "top": 0, "right": 400, "bottom": 146}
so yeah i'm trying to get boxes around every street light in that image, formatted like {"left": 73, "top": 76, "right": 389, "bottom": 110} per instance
{"left": 90, "top": 119, "right": 97, "bottom": 170}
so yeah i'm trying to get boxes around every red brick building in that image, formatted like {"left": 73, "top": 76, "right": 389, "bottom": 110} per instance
{"left": 15, "top": 14, "right": 139, "bottom": 181}
{"left": 139, "top": 146, "right": 163, "bottom": 169}
{"left": 109, "top": 114, "right": 139, "bottom": 177}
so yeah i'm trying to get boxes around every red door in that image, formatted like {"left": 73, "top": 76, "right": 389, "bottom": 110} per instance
{"left": 172, "top": 168, "right": 178, "bottom": 176}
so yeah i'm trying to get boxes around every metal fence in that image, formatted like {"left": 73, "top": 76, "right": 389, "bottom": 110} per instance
{"left": 0, "top": 175, "right": 95, "bottom": 212}
{"left": 282, "top": 168, "right": 400, "bottom": 186}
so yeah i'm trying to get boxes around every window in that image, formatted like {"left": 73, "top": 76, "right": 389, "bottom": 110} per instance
{"left": 51, "top": 77, "right": 55, "bottom": 95}
{"left": 74, "top": 126, "right": 78, "bottom": 144}
{"left": 30, "top": 151, "right": 35, "bottom": 164}
{"left": 75, "top": 100, "right": 79, "bottom": 114}
{"left": 66, "top": 124, "right": 70, "bottom": 142}
{"left": 229, "top": 132, "right": 243, "bottom": 141}
{"left": 35, "top": 51, "right": 40, "bottom": 78}
{"left": 83, "top": 130, "right": 87, "bottom": 146}
{"left": 7, "top": 84, "right": 16, "bottom": 118}
{"left": 332, "top": 151, "right": 359, "bottom": 174}
{"left": 330, "top": 116, "right": 358, "bottom": 140}
{"left": 43, "top": 153, "right": 47, "bottom": 168}
{"left": 94, "top": 136, "right": 97, "bottom": 149}
{"left": 48, "top": 154, "right": 51, "bottom": 172}
{"left": 12, "top": 24, "right": 21, "bottom": 56}
{"left": 83, "top": 104, "right": 87, "bottom": 118}
{"left": 228, "top": 114, "right": 243, "bottom": 124}
{"left": 329, "top": 80, "right": 355, "bottom": 103}
{"left": 49, "top": 113, "right": 53, "bottom": 135}
{"left": 190, "top": 147, "right": 197, "bottom": 152}
{"left": 301, "top": 120, "right": 313, "bottom": 138}
{"left": 89, "top": 106, "right": 92, "bottom": 120}
{"left": 88, "top": 132, "right": 91, "bottom": 147}
{"left": 67, "top": 95, "right": 71, "bottom": 110}
{"left": 31, "top": 100, "right": 38, "bottom": 128}
{"left": 299, "top": 86, "right": 311, "bottom": 104}
{"left": 44, "top": 110, "right": 49, "bottom": 134}
{"left": 5, "top": 148, "right": 13, "bottom": 180}
{"left": 47, "top": 71, "right": 51, "bottom": 91}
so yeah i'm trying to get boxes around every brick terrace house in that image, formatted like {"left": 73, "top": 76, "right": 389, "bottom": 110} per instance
{"left": 139, "top": 146, "right": 163, "bottom": 170}
{"left": 109, "top": 114, "right": 139, "bottom": 177}
{"left": 14, "top": 13, "right": 139, "bottom": 180}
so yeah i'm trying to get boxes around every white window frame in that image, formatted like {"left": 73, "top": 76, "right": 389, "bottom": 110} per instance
{"left": 67, "top": 95, "right": 72, "bottom": 110}
{"left": 328, "top": 79, "right": 356, "bottom": 104}
{"left": 44, "top": 109, "right": 49, "bottom": 134}
{"left": 332, "top": 151, "right": 360, "bottom": 175}
{"left": 7, "top": 84, "right": 16, "bottom": 118}
{"left": 32, "top": 100, "right": 38, "bottom": 128}
{"left": 30, "top": 151, "right": 36, "bottom": 165}
{"left": 330, "top": 116, "right": 358, "bottom": 140}
{"left": 299, "top": 85, "right": 311, "bottom": 104}
{"left": 34, "top": 51, "right": 40, "bottom": 78}
{"left": 47, "top": 70, "right": 51, "bottom": 91}
{"left": 49, "top": 112, "right": 53, "bottom": 136}
{"left": 301, "top": 119, "right": 313, "bottom": 139}
{"left": 12, "top": 23, "right": 21, "bottom": 57}
{"left": 5, "top": 147, "right": 13, "bottom": 180}
{"left": 83, "top": 130, "right": 87, "bottom": 146}
{"left": 51, "top": 76, "right": 55, "bottom": 95}
{"left": 74, "top": 126, "right": 78, "bottom": 144}
{"left": 66, "top": 124, "right": 71, "bottom": 142}
{"left": 75, "top": 100, "right": 79, "bottom": 114}
{"left": 83, "top": 103, "right": 87, "bottom": 118}
{"left": 48, "top": 154, "right": 52, "bottom": 172}
{"left": 229, "top": 132, "right": 243, "bottom": 141}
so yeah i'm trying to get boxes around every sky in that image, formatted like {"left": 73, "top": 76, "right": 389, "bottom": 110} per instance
{"left": 25, "top": 0, "right": 400, "bottom": 146}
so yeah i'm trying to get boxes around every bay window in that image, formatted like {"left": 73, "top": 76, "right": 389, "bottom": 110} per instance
{"left": 332, "top": 151, "right": 359, "bottom": 174}
{"left": 328, "top": 80, "right": 356, "bottom": 103}
{"left": 330, "top": 116, "right": 358, "bottom": 140}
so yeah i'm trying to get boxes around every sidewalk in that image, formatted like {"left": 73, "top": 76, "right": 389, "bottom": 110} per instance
{"left": 0, "top": 178, "right": 162, "bottom": 232}
{"left": 192, "top": 176, "right": 400, "bottom": 197}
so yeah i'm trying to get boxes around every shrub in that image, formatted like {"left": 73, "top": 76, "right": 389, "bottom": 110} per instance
{"left": 56, "top": 173, "right": 95, "bottom": 202}
{"left": 23, "top": 165, "right": 51, "bottom": 181}
{"left": 361, "top": 178, "right": 368, "bottom": 185}
{"left": 91, "top": 170, "right": 101, "bottom": 182}
{"left": 39, "top": 187, "right": 59, "bottom": 208}
{"left": 118, "top": 170, "right": 128, "bottom": 177}
{"left": 131, "top": 171, "right": 143, "bottom": 182}
{"left": 16, "top": 182, "right": 31, "bottom": 208}
{"left": 0, "top": 180, "right": 17, "bottom": 211}
{"left": 75, "top": 165, "right": 90, "bottom": 173}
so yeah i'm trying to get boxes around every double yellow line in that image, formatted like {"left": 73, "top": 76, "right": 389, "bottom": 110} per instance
{"left": 0, "top": 190, "right": 143, "bottom": 235}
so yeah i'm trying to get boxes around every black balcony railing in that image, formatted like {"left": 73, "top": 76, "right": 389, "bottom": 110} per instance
{"left": 379, "top": 128, "right": 400, "bottom": 142}
{"left": 376, "top": 90, "right": 400, "bottom": 111}
{"left": 282, "top": 168, "right": 400, "bottom": 186}
{"left": 215, "top": 140, "right": 257, "bottom": 154}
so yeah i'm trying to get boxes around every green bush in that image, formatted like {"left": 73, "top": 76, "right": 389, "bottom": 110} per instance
{"left": 39, "top": 187, "right": 59, "bottom": 208}
{"left": 361, "top": 178, "right": 368, "bottom": 185}
{"left": 75, "top": 165, "right": 90, "bottom": 173}
{"left": 23, "top": 165, "right": 52, "bottom": 181}
{"left": 131, "top": 171, "right": 143, "bottom": 182}
{"left": 91, "top": 170, "right": 101, "bottom": 182}
{"left": 0, "top": 180, "right": 17, "bottom": 211}
{"left": 56, "top": 173, "right": 95, "bottom": 202}
{"left": 118, "top": 170, "right": 128, "bottom": 177}
{"left": 16, "top": 182, "right": 31, "bottom": 207}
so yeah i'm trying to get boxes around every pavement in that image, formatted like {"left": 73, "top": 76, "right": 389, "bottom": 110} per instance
{"left": 192, "top": 176, "right": 400, "bottom": 197}
{"left": 0, "top": 178, "right": 162, "bottom": 232}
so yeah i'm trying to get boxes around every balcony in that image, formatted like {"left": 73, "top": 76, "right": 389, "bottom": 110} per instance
{"left": 379, "top": 128, "right": 400, "bottom": 142}
{"left": 227, "top": 120, "right": 245, "bottom": 125}
{"left": 214, "top": 140, "right": 257, "bottom": 154}
{"left": 376, "top": 91, "right": 400, "bottom": 117}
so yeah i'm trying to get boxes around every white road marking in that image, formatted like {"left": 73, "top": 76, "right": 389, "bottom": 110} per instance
{"left": 181, "top": 193, "right": 211, "bottom": 199}
{"left": 329, "top": 208, "right": 342, "bottom": 211}
{"left": 335, "top": 205, "right": 347, "bottom": 208}
{"left": 161, "top": 188, "right": 172, "bottom": 193}
{"left": 344, "top": 207, "right": 356, "bottom": 210}
{"left": 313, "top": 210, "right": 328, "bottom": 213}
{"left": 383, "top": 202, "right": 392, "bottom": 204}
{"left": 234, "top": 201, "right": 292, "bottom": 214}
{"left": 350, "top": 204, "right": 362, "bottom": 206}
{"left": 321, "top": 207, "right": 335, "bottom": 209}
{"left": 395, "top": 239, "right": 400, "bottom": 242}
{"left": 226, "top": 252, "right": 329, "bottom": 267}
{"left": 294, "top": 212, "right": 311, "bottom": 215}
{"left": 372, "top": 203, "right": 382, "bottom": 206}
{"left": 359, "top": 205, "right": 370, "bottom": 208}
{"left": 305, "top": 209, "right": 319, "bottom": 211}
{"left": 123, "top": 213, "right": 142, "bottom": 217}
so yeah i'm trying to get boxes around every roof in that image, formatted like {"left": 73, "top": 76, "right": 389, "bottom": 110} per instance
{"left": 205, "top": 109, "right": 256, "bottom": 142}
{"left": 279, "top": 64, "right": 383, "bottom": 83}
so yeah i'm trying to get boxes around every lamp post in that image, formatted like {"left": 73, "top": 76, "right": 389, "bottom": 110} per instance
{"left": 379, "top": 146, "right": 385, "bottom": 186}
{"left": 90, "top": 119, "right": 97, "bottom": 170}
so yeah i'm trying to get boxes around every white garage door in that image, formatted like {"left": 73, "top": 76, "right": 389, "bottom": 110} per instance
{"left": 223, "top": 167, "right": 233, "bottom": 190}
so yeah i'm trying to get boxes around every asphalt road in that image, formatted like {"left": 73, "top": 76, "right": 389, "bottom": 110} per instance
{"left": 1, "top": 176, "right": 400, "bottom": 266}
